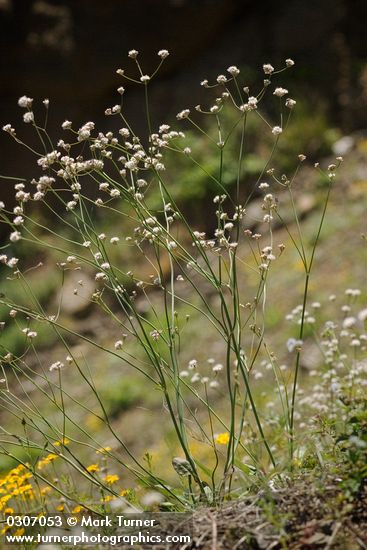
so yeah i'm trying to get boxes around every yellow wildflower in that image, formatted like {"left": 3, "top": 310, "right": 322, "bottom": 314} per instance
{"left": 46, "top": 453, "right": 58, "bottom": 462}
{"left": 11, "top": 465, "right": 25, "bottom": 475}
{"left": 86, "top": 464, "right": 99, "bottom": 473}
{"left": 104, "top": 474, "right": 119, "bottom": 485}
{"left": 54, "top": 438, "right": 70, "bottom": 447}
{"left": 100, "top": 495, "right": 114, "bottom": 503}
{"left": 215, "top": 432, "right": 230, "bottom": 445}
{"left": 72, "top": 505, "right": 83, "bottom": 514}
{"left": 96, "top": 446, "right": 111, "bottom": 455}
{"left": 12, "top": 483, "right": 33, "bottom": 496}
{"left": 56, "top": 504, "right": 64, "bottom": 512}
{"left": 37, "top": 453, "right": 58, "bottom": 470}
{"left": 37, "top": 460, "right": 47, "bottom": 470}
{"left": 20, "top": 472, "right": 33, "bottom": 482}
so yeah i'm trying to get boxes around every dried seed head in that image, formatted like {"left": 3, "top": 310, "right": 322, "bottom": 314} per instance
{"left": 263, "top": 63, "right": 274, "bottom": 75}
{"left": 18, "top": 96, "right": 33, "bottom": 109}
{"left": 158, "top": 49, "right": 169, "bottom": 59}
{"left": 172, "top": 457, "right": 192, "bottom": 477}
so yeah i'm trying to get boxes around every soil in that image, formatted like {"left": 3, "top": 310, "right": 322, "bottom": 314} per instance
{"left": 132, "top": 475, "right": 367, "bottom": 549}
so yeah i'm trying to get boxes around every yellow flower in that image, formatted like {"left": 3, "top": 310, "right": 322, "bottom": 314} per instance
{"left": 215, "top": 432, "right": 230, "bottom": 445}
{"left": 40, "top": 486, "right": 52, "bottom": 496}
{"left": 20, "top": 472, "right": 33, "bottom": 482}
{"left": 11, "top": 465, "right": 25, "bottom": 475}
{"left": 100, "top": 495, "right": 114, "bottom": 503}
{"left": 72, "top": 505, "right": 83, "bottom": 513}
{"left": 46, "top": 453, "right": 58, "bottom": 462}
{"left": 104, "top": 474, "right": 119, "bottom": 485}
{"left": 86, "top": 464, "right": 99, "bottom": 473}
{"left": 12, "top": 483, "right": 33, "bottom": 496}
{"left": 4, "top": 507, "right": 14, "bottom": 514}
{"left": 37, "top": 453, "right": 58, "bottom": 470}
{"left": 54, "top": 438, "right": 70, "bottom": 447}
{"left": 96, "top": 446, "right": 111, "bottom": 455}
{"left": 56, "top": 504, "right": 64, "bottom": 512}
{"left": 14, "top": 528, "right": 25, "bottom": 536}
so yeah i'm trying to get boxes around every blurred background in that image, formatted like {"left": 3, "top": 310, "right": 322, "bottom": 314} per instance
{"left": 1, "top": 0, "right": 367, "bottom": 204}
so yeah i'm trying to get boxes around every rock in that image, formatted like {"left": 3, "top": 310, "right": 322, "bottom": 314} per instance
{"left": 332, "top": 135, "right": 355, "bottom": 155}
{"left": 56, "top": 271, "right": 95, "bottom": 317}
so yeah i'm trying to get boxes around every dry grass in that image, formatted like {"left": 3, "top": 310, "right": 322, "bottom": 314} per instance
{"left": 134, "top": 475, "right": 367, "bottom": 549}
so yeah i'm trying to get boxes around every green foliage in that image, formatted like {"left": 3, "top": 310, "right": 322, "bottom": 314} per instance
{"left": 0, "top": 267, "right": 59, "bottom": 355}
{"left": 335, "top": 397, "right": 367, "bottom": 497}
{"left": 276, "top": 100, "right": 339, "bottom": 169}
{"left": 101, "top": 375, "right": 146, "bottom": 418}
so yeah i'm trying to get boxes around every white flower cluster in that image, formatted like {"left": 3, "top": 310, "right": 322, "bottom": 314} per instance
{"left": 240, "top": 96, "right": 258, "bottom": 112}
{"left": 18, "top": 96, "right": 33, "bottom": 108}
{"left": 77, "top": 121, "right": 95, "bottom": 141}
{"left": 0, "top": 254, "right": 19, "bottom": 268}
